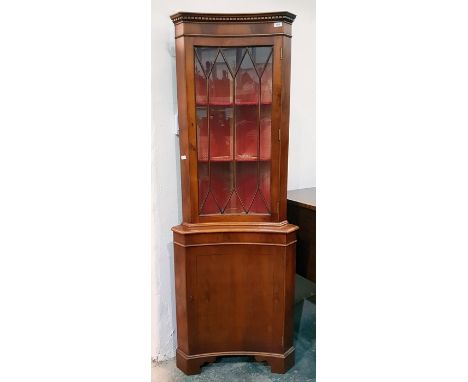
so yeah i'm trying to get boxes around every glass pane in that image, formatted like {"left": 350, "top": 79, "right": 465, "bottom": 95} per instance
{"left": 223, "top": 191, "right": 244, "bottom": 214}
{"left": 260, "top": 105, "right": 271, "bottom": 160}
{"left": 236, "top": 162, "right": 257, "bottom": 212}
{"left": 195, "top": 47, "right": 218, "bottom": 76}
{"left": 235, "top": 105, "right": 258, "bottom": 161}
{"left": 197, "top": 107, "right": 208, "bottom": 161}
{"left": 198, "top": 161, "right": 209, "bottom": 211}
{"left": 209, "top": 53, "right": 233, "bottom": 105}
{"left": 235, "top": 51, "right": 259, "bottom": 105}
{"left": 220, "top": 48, "right": 244, "bottom": 75}
{"left": 249, "top": 190, "right": 269, "bottom": 214}
{"left": 209, "top": 106, "right": 233, "bottom": 161}
{"left": 260, "top": 52, "right": 273, "bottom": 104}
{"left": 195, "top": 56, "right": 207, "bottom": 105}
{"left": 259, "top": 161, "right": 271, "bottom": 211}
{"left": 201, "top": 191, "right": 219, "bottom": 215}
{"left": 249, "top": 47, "right": 273, "bottom": 76}
{"left": 248, "top": 161, "right": 270, "bottom": 213}
{"left": 210, "top": 162, "right": 234, "bottom": 212}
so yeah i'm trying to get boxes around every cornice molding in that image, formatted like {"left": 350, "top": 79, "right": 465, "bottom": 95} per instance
{"left": 170, "top": 11, "right": 296, "bottom": 25}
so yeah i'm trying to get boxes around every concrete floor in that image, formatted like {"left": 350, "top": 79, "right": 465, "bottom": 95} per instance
{"left": 152, "top": 295, "right": 316, "bottom": 382}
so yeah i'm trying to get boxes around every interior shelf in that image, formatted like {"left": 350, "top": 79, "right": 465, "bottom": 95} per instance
{"left": 196, "top": 101, "right": 272, "bottom": 107}
{"left": 198, "top": 157, "right": 271, "bottom": 162}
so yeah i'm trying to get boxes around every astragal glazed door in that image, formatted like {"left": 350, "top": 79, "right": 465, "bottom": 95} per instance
{"left": 195, "top": 46, "right": 274, "bottom": 216}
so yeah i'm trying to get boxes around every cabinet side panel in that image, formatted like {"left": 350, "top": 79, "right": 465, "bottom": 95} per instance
{"left": 269, "top": 37, "right": 283, "bottom": 221}
{"left": 174, "top": 242, "right": 189, "bottom": 353}
{"left": 184, "top": 38, "right": 200, "bottom": 222}
{"left": 283, "top": 240, "right": 296, "bottom": 350}
{"left": 279, "top": 37, "right": 292, "bottom": 220}
{"left": 175, "top": 37, "right": 192, "bottom": 222}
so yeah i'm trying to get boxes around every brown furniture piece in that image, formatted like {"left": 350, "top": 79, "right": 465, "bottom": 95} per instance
{"left": 170, "top": 11, "right": 297, "bottom": 375}
{"left": 287, "top": 188, "right": 316, "bottom": 282}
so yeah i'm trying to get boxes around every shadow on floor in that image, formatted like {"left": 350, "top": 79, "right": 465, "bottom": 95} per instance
{"left": 152, "top": 298, "right": 316, "bottom": 382}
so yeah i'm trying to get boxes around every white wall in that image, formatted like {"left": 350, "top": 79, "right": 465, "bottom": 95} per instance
{"left": 152, "top": 0, "right": 315, "bottom": 361}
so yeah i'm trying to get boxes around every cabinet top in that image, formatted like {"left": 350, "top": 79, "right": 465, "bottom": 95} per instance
{"left": 170, "top": 11, "right": 296, "bottom": 25}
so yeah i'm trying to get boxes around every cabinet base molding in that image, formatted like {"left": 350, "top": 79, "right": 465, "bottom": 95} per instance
{"left": 176, "top": 347, "right": 295, "bottom": 375}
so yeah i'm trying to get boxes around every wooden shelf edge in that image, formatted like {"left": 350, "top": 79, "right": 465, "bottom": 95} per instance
{"left": 196, "top": 102, "right": 272, "bottom": 107}
{"left": 197, "top": 158, "right": 272, "bottom": 163}
{"left": 172, "top": 220, "right": 299, "bottom": 235}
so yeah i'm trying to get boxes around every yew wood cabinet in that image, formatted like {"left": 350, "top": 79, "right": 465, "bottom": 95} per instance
{"left": 170, "top": 11, "right": 298, "bottom": 375}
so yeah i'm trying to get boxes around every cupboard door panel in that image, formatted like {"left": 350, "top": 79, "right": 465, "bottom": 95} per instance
{"left": 195, "top": 45, "right": 274, "bottom": 217}
{"left": 192, "top": 246, "right": 282, "bottom": 353}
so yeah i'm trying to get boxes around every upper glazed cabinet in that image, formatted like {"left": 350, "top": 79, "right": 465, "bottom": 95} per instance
{"left": 172, "top": 11, "right": 296, "bottom": 224}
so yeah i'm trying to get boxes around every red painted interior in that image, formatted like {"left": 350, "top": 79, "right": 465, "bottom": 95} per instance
{"left": 195, "top": 47, "right": 273, "bottom": 215}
